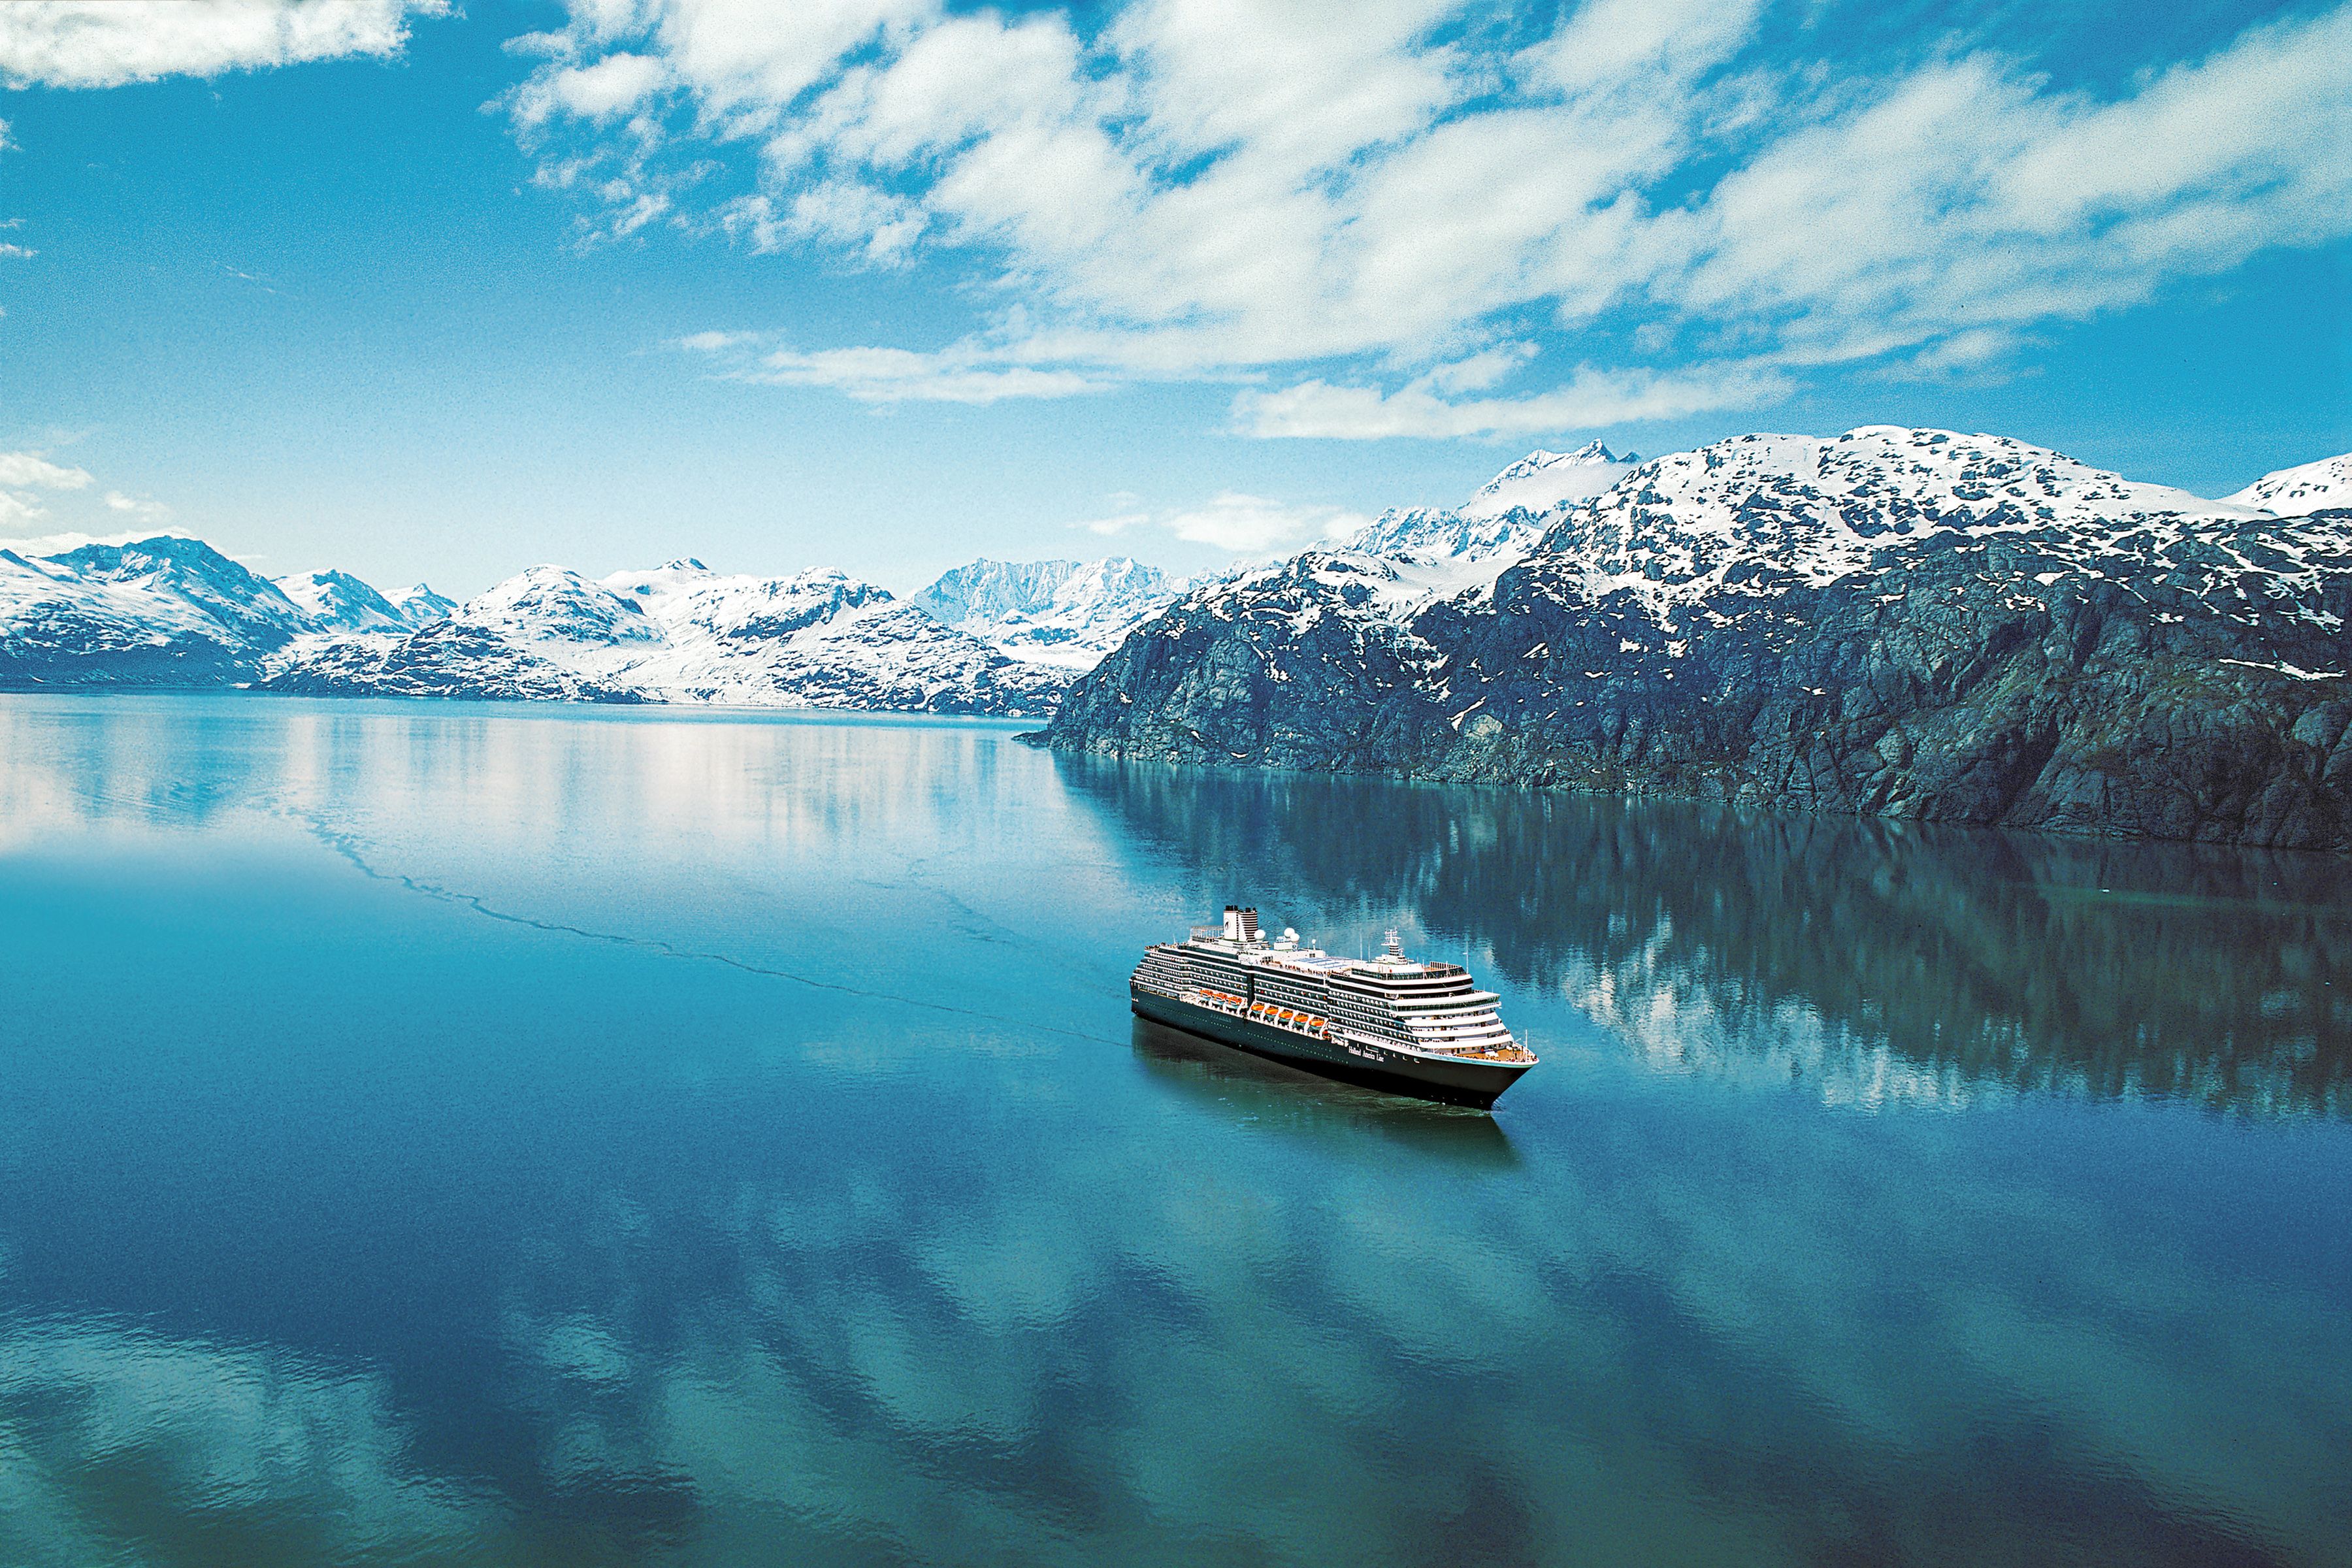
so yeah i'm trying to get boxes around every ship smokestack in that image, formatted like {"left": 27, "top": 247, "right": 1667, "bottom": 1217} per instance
{"left": 1222, "top": 906, "right": 1241, "bottom": 941}
{"left": 1239, "top": 907, "right": 1260, "bottom": 942}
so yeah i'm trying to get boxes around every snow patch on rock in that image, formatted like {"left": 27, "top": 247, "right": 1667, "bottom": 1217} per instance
{"left": 2229, "top": 453, "right": 2352, "bottom": 518}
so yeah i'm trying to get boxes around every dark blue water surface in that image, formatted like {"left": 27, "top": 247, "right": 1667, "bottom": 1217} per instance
{"left": 1, "top": 693, "right": 2347, "bottom": 1567}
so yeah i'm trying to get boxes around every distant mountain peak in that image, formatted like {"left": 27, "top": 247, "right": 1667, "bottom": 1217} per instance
{"left": 44, "top": 534, "right": 311, "bottom": 640}
{"left": 1462, "top": 444, "right": 1641, "bottom": 521}
{"left": 1482, "top": 442, "right": 1635, "bottom": 485}
{"left": 261, "top": 557, "right": 1066, "bottom": 715}
{"left": 51, "top": 533, "right": 244, "bottom": 577}
{"left": 389, "top": 583, "right": 455, "bottom": 625}
{"left": 911, "top": 555, "right": 1182, "bottom": 672}
{"left": 274, "top": 568, "right": 408, "bottom": 635}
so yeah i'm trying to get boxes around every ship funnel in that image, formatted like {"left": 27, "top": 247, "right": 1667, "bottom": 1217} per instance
{"left": 1238, "top": 907, "right": 1260, "bottom": 942}
{"left": 1222, "top": 906, "right": 1241, "bottom": 941}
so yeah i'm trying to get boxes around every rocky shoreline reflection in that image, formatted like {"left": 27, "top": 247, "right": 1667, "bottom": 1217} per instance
{"left": 1063, "top": 760, "right": 2351, "bottom": 1117}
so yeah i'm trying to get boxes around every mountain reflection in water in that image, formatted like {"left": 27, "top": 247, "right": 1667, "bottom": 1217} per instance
{"left": 1061, "top": 759, "right": 2351, "bottom": 1117}
{"left": 0, "top": 695, "right": 2345, "bottom": 1567}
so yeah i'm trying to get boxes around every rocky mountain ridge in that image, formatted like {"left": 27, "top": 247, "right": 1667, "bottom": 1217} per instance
{"left": 261, "top": 559, "right": 1068, "bottom": 715}
{"left": 1, "top": 536, "right": 451, "bottom": 688}
{"left": 1045, "top": 428, "right": 2352, "bottom": 851}
{"left": 0, "top": 532, "right": 1153, "bottom": 715}
{"left": 274, "top": 570, "right": 414, "bottom": 634}
{"left": 911, "top": 556, "right": 1186, "bottom": 670}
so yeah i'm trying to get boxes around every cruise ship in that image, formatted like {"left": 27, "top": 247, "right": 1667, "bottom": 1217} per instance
{"left": 1130, "top": 907, "right": 1537, "bottom": 1108}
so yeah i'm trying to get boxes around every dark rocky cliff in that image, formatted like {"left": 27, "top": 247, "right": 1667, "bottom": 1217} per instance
{"left": 1045, "top": 430, "right": 2352, "bottom": 851}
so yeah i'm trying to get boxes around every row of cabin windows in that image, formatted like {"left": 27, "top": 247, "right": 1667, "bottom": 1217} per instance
{"left": 1158, "top": 960, "right": 1483, "bottom": 1042}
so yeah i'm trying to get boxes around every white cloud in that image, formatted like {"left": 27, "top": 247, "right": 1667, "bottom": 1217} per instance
{"left": 779, "top": 180, "right": 927, "bottom": 265}
{"left": 0, "top": 525, "right": 177, "bottom": 553}
{"left": 681, "top": 333, "right": 1105, "bottom": 403}
{"left": 0, "top": 461, "right": 168, "bottom": 547}
{"left": 0, "top": 1, "right": 448, "bottom": 90}
{"left": 1232, "top": 361, "right": 1791, "bottom": 440}
{"left": 0, "top": 452, "right": 93, "bottom": 489}
{"left": 504, "top": 0, "right": 2352, "bottom": 431}
{"left": 1162, "top": 492, "right": 1367, "bottom": 554}
{"left": 0, "top": 242, "right": 32, "bottom": 261}
{"left": 1415, "top": 345, "right": 1539, "bottom": 397}
{"left": 508, "top": 50, "right": 668, "bottom": 128}
{"left": 1079, "top": 491, "right": 1367, "bottom": 557}
{"left": 1656, "top": 5, "right": 2352, "bottom": 363}
{"left": 1077, "top": 510, "right": 1151, "bottom": 538}
{"left": 648, "top": 0, "right": 931, "bottom": 126}
{"left": 105, "top": 489, "right": 173, "bottom": 520}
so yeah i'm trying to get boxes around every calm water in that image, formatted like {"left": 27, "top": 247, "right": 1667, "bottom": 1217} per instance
{"left": 1, "top": 693, "right": 2347, "bottom": 1567}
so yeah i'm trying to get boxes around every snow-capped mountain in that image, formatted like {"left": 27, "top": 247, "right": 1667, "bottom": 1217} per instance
{"left": 470, "top": 564, "right": 668, "bottom": 647}
{"left": 261, "top": 620, "right": 644, "bottom": 703}
{"left": 274, "top": 570, "right": 421, "bottom": 634}
{"left": 1344, "top": 440, "right": 1641, "bottom": 566}
{"left": 1460, "top": 440, "right": 1639, "bottom": 521}
{"left": 1049, "top": 429, "right": 2352, "bottom": 851}
{"left": 389, "top": 583, "right": 456, "bottom": 624}
{"left": 1343, "top": 506, "right": 1547, "bottom": 563}
{"left": 4, "top": 536, "right": 1051, "bottom": 715}
{"left": 263, "top": 559, "right": 1068, "bottom": 715}
{"left": 1520, "top": 426, "right": 2340, "bottom": 622}
{"left": 0, "top": 534, "right": 473, "bottom": 690}
{"left": 2, "top": 536, "right": 314, "bottom": 687}
{"left": 596, "top": 560, "right": 1065, "bottom": 711}
{"left": 54, "top": 536, "right": 314, "bottom": 643}
{"left": 2229, "top": 453, "right": 2352, "bottom": 517}
{"left": 911, "top": 557, "right": 1183, "bottom": 670}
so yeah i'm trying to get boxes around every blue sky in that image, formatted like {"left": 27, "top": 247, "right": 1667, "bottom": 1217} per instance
{"left": 1, "top": 0, "right": 2347, "bottom": 597}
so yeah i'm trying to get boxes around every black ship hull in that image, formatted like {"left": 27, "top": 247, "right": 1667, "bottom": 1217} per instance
{"left": 1130, "top": 987, "right": 1532, "bottom": 1109}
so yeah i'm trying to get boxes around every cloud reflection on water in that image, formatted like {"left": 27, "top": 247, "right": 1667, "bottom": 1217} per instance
{"left": 455, "top": 1034, "right": 2350, "bottom": 1568}
{"left": 1, "top": 696, "right": 2347, "bottom": 1565}
{"left": 0, "top": 1315, "right": 506, "bottom": 1566}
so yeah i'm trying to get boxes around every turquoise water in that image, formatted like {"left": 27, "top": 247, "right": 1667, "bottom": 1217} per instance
{"left": 1, "top": 693, "right": 2346, "bottom": 1567}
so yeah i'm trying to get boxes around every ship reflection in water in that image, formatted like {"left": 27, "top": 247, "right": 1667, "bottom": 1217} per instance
{"left": 1061, "top": 756, "right": 2351, "bottom": 1119}
{"left": 1129, "top": 1015, "right": 1522, "bottom": 1168}
{"left": 0, "top": 695, "right": 2345, "bottom": 1567}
